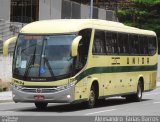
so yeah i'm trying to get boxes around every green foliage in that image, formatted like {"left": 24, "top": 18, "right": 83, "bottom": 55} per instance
{"left": 0, "top": 87, "right": 2, "bottom": 92}
{"left": 0, "top": 86, "right": 8, "bottom": 92}
{"left": 131, "top": 0, "right": 160, "bottom": 4}
{"left": 117, "top": 1, "right": 160, "bottom": 53}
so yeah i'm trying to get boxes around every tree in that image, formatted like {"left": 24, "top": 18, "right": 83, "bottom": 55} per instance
{"left": 117, "top": 0, "right": 160, "bottom": 53}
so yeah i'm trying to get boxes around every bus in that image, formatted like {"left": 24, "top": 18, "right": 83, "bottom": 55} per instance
{"left": 3, "top": 19, "right": 158, "bottom": 109}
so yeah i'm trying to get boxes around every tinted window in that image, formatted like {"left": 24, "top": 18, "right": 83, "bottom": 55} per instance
{"left": 75, "top": 29, "right": 92, "bottom": 72}
{"left": 105, "top": 32, "right": 113, "bottom": 54}
{"left": 148, "top": 36, "right": 157, "bottom": 55}
{"left": 118, "top": 33, "right": 129, "bottom": 54}
{"left": 92, "top": 30, "right": 105, "bottom": 55}
{"left": 139, "top": 36, "right": 148, "bottom": 55}
{"left": 92, "top": 30, "right": 157, "bottom": 56}
{"left": 111, "top": 33, "right": 118, "bottom": 54}
{"left": 129, "top": 34, "right": 139, "bottom": 54}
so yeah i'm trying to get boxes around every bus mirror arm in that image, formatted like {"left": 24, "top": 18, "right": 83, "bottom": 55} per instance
{"left": 3, "top": 36, "right": 17, "bottom": 56}
{"left": 71, "top": 36, "right": 82, "bottom": 57}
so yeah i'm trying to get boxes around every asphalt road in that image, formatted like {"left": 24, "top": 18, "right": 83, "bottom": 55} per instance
{"left": 0, "top": 87, "right": 160, "bottom": 117}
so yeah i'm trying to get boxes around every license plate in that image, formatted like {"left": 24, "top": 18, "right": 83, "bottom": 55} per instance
{"left": 34, "top": 95, "right": 45, "bottom": 101}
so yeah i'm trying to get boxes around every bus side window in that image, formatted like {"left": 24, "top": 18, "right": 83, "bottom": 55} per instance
{"left": 92, "top": 30, "right": 105, "bottom": 55}
{"left": 105, "top": 32, "right": 112, "bottom": 54}
{"left": 148, "top": 36, "right": 157, "bottom": 55}
{"left": 76, "top": 29, "right": 92, "bottom": 70}
{"left": 139, "top": 36, "right": 148, "bottom": 55}
{"left": 111, "top": 33, "right": 118, "bottom": 54}
{"left": 129, "top": 34, "right": 139, "bottom": 55}
{"left": 118, "top": 33, "right": 129, "bottom": 54}
{"left": 143, "top": 36, "right": 149, "bottom": 55}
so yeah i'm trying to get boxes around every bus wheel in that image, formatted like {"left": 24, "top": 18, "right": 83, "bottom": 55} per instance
{"left": 35, "top": 102, "right": 48, "bottom": 109}
{"left": 125, "top": 81, "right": 143, "bottom": 102}
{"left": 87, "top": 85, "right": 96, "bottom": 108}
{"left": 134, "top": 81, "right": 143, "bottom": 102}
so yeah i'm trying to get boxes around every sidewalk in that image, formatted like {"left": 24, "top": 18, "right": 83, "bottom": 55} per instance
{"left": 0, "top": 91, "right": 12, "bottom": 102}
{"left": 157, "top": 81, "right": 160, "bottom": 87}
{"left": 0, "top": 82, "right": 160, "bottom": 102}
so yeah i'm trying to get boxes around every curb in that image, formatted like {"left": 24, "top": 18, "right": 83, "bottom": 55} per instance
{"left": 0, "top": 100, "right": 13, "bottom": 103}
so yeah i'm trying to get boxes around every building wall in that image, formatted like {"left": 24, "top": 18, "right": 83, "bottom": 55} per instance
{"left": 0, "top": 55, "right": 12, "bottom": 83}
{"left": 51, "top": 0, "right": 62, "bottom": 19}
{"left": 106, "top": 10, "right": 117, "bottom": 21}
{"left": 81, "top": 4, "right": 90, "bottom": 19}
{"left": 99, "top": 8, "right": 106, "bottom": 20}
{"left": 39, "top": 0, "right": 62, "bottom": 20}
{"left": 39, "top": 0, "right": 117, "bottom": 21}
{"left": 0, "top": 0, "right": 10, "bottom": 20}
{"left": 158, "top": 56, "right": 160, "bottom": 79}
{"left": 0, "top": 0, "right": 117, "bottom": 22}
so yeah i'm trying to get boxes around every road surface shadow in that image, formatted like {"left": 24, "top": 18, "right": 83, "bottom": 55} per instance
{"left": 16, "top": 98, "right": 152, "bottom": 113}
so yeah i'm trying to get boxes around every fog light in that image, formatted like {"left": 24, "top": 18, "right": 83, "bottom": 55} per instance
{"left": 67, "top": 95, "right": 71, "bottom": 99}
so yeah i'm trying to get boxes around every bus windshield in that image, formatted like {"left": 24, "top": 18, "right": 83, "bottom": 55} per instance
{"left": 13, "top": 34, "right": 76, "bottom": 81}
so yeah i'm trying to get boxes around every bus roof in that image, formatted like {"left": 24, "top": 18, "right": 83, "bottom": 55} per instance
{"left": 20, "top": 19, "right": 156, "bottom": 36}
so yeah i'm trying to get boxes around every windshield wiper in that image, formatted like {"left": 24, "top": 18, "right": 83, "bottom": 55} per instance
{"left": 21, "top": 44, "right": 37, "bottom": 56}
{"left": 23, "top": 47, "right": 36, "bottom": 79}
{"left": 43, "top": 57, "right": 55, "bottom": 79}
{"left": 39, "top": 37, "right": 55, "bottom": 79}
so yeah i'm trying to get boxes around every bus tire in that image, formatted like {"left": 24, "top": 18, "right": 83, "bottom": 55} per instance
{"left": 125, "top": 81, "right": 143, "bottom": 102}
{"left": 133, "top": 81, "right": 143, "bottom": 102}
{"left": 35, "top": 102, "right": 48, "bottom": 109}
{"left": 86, "top": 85, "right": 96, "bottom": 108}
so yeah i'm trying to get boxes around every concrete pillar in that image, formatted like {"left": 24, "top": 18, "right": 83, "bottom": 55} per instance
{"left": 98, "top": 8, "right": 106, "bottom": 20}
{"left": 0, "top": 0, "right": 10, "bottom": 21}
{"left": 39, "top": 0, "right": 62, "bottom": 20}
{"left": 81, "top": 4, "right": 90, "bottom": 19}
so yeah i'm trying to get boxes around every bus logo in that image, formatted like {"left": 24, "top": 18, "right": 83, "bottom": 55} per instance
{"left": 36, "top": 88, "right": 42, "bottom": 93}
{"left": 112, "top": 57, "right": 120, "bottom": 65}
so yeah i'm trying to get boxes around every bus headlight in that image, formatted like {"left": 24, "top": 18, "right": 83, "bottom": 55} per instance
{"left": 12, "top": 84, "right": 23, "bottom": 90}
{"left": 56, "top": 80, "right": 77, "bottom": 90}
{"left": 68, "top": 80, "right": 77, "bottom": 87}
{"left": 56, "top": 85, "right": 66, "bottom": 90}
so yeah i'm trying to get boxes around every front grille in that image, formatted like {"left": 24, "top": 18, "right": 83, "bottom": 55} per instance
{"left": 22, "top": 89, "right": 36, "bottom": 93}
{"left": 21, "top": 87, "right": 58, "bottom": 93}
{"left": 42, "top": 89, "right": 57, "bottom": 93}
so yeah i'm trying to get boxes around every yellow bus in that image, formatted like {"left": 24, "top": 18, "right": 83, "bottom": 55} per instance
{"left": 3, "top": 19, "right": 158, "bottom": 109}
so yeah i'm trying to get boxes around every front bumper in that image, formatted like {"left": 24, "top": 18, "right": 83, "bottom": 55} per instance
{"left": 11, "top": 85, "right": 75, "bottom": 103}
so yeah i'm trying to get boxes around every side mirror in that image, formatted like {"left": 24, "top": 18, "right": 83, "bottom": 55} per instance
{"left": 71, "top": 36, "right": 82, "bottom": 57}
{"left": 3, "top": 36, "right": 17, "bottom": 56}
